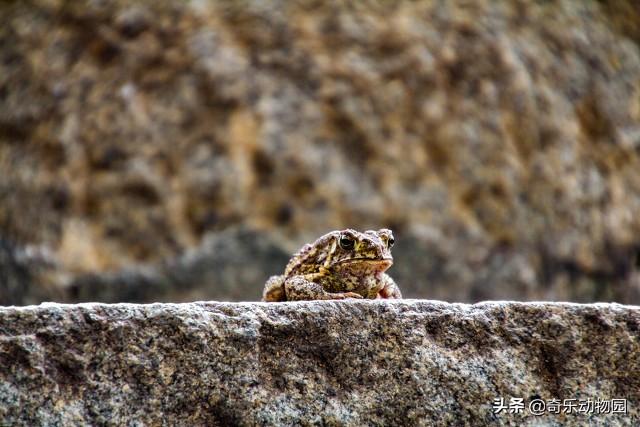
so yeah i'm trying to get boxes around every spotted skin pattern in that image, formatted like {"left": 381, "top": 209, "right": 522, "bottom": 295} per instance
{"left": 262, "top": 229, "right": 402, "bottom": 301}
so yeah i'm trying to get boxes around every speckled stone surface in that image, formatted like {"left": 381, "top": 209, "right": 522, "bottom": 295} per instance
{"left": 0, "top": 301, "right": 638, "bottom": 425}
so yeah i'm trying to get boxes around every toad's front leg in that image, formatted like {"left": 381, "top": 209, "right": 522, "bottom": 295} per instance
{"left": 376, "top": 273, "right": 402, "bottom": 299}
{"left": 284, "top": 275, "right": 363, "bottom": 301}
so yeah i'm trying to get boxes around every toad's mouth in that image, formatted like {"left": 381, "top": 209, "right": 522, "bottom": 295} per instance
{"left": 333, "top": 257, "right": 393, "bottom": 267}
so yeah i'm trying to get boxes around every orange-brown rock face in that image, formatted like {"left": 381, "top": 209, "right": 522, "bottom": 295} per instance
{"left": 1, "top": 1, "right": 640, "bottom": 304}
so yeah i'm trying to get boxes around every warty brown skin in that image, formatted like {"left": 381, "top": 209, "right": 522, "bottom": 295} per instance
{"left": 262, "top": 229, "right": 402, "bottom": 301}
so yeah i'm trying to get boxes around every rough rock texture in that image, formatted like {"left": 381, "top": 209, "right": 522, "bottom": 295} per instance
{"left": 2, "top": 0, "right": 640, "bottom": 304}
{"left": 67, "top": 227, "right": 291, "bottom": 303}
{"left": 0, "top": 301, "right": 638, "bottom": 426}
{"left": 0, "top": 239, "right": 31, "bottom": 306}
{"left": 0, "top": 238, "right": 64, "bottom": 306}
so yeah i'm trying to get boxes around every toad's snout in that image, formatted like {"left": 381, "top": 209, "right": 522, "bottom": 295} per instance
{"left": 358, "top": 237, "right": 391, "bottom": 260}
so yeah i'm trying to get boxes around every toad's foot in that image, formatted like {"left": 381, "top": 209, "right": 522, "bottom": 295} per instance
{"left": 262, "top": 275, "right": 286, "bottom": 302}
{"left": 328, "top": 291, "right": 363, "bottom": 300}
{"left": 376, "top": 273, "right": 402, "bottom": 299}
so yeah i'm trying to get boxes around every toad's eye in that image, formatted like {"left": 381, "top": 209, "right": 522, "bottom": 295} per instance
{"left": 339, "top": 235, "right": 355, "bottom": 250}
{"left": 387, "top": 236, "right": 395, "bottom": 248}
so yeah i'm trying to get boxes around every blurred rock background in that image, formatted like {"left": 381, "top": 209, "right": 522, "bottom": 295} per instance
{"left": 1, "top": 0, "right": 640, "bottom": 305}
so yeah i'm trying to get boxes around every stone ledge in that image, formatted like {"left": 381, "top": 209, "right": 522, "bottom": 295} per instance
{"left": 1, "top": 300, "right": 638, "bottom": 425}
